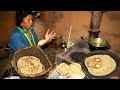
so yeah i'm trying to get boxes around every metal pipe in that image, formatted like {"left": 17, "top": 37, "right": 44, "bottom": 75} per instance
{"left": 89, "top": 11, "right": 103, "bottom": 40}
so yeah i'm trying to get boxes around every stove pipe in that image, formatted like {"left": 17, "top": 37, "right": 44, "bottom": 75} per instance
{"left": 89, "top": 11, "right": 103, "bottom": 40}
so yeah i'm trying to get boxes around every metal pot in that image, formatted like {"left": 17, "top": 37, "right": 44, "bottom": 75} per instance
{"left": 81, "top": 37, "right": 111, "bottom": 51}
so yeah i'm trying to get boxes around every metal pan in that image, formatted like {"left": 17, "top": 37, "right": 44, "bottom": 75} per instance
{"left": 81, "top": 37, "right": 111, "bottom": 51}
{"left": 81, "top": 50, "right": 120, "bottom": 79}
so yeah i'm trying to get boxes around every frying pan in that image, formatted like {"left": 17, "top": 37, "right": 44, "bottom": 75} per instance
{"left": 81, "top": 50, "right": 120, "bottom": 79}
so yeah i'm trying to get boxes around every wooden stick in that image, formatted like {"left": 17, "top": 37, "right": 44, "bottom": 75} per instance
{"left": 67, "top": 25, "right": 72, "bottom": 48}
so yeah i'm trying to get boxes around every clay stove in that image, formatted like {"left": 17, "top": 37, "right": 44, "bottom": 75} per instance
{"left": 56, "top": 11, "right": 104, "bottom": 64}
{"left": 56, "top": 39, "right": 91, "bottom": 64}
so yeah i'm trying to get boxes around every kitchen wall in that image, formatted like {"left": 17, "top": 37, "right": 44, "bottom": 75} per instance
{"left": 40, "top": 11, "right": 120, "bottom": 56}
{"left": 0, "top": 11, "right": 16, "bottom": 45}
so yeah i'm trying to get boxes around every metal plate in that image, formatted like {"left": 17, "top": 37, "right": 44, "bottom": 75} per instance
{"left": 81, "top": 50, "right": 120, "bottom": 79}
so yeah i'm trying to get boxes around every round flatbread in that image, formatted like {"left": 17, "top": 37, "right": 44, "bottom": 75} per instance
{"left": 70, "top": 63, "right": 82, "bottom": 73}
{"left": 68, "top": 63, "right": 85, "bottom": 79}
{"left": 68, "top": 73, "right": 85, "bottom": 79}
{"left": 57, "top": 63, "right": 70, "bottom": 76}
{"left": 17, "top": 56, "right": 45, "bottom": 77}
{"left": 85, "top": 55, "right": 117, "bottom": 76}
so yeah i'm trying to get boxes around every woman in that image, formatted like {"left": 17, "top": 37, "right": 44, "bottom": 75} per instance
{"left": 10, "top": 11, "right": 56, "bottom": 54}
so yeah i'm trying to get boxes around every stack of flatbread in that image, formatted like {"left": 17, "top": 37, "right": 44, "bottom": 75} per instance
{"left": 47, "top": 63, "right": 85, "bottom": 79}
{"left": 57, "top": 63, "right": 85, "bottom": 79}
{"left": 17, "top": 56, "right": 45, "bottom": 77}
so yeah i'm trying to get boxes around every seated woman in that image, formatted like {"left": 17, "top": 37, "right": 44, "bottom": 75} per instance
{"left": 10, "top": 11, "right": 56, "bottom": 66}
{"left": 10, "top": 11, "right": 56, "bottom": 54}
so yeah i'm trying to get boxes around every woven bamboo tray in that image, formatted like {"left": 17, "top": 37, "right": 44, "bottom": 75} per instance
{"left": 13, "top": 46, "right": 53, "bottom": 79}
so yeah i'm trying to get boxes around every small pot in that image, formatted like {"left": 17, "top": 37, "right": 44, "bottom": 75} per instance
{"left": 81, "top": 37, "right": 111, "bottom": 51}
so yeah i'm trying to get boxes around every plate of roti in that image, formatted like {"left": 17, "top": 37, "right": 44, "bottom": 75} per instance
{"left": 81, "top": 50, "right": 120, "bottom": 79}
{"left": 47, "top": 63, "right": 86, "bottom": 79}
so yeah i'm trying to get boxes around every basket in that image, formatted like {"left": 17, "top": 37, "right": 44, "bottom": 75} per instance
{"left": 13, "top": 46, "right": 53, "bottom": 79}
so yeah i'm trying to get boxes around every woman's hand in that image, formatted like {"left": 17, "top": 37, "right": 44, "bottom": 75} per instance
{"left": 45, "top": 29, "right": 56, "bottom": 43}
{"left": 37, "top": 29, "right": 56, "bottom": 46}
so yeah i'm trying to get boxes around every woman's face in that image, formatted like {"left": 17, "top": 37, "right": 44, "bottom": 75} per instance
{"left": 21, "top": 14, "right": 33, "bottom": 30}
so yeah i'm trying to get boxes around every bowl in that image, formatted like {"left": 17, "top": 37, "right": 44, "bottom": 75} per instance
{"left": 88, "top": 38, "right": 111, "bottom": 51}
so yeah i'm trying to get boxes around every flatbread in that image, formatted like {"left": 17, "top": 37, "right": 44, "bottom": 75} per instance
{"left": 68, "top": 63, "right": 85, "bottom": 79}
{"left": 56, "top": 63, "right": 85, "bottom": 79}
{"left": 17, "top": 56, "right": 45, "bottom": 77}
{"left": 68, "top": 73, "right": 85, "bottom": 79}
{"left": 70, "top": 63, "right": 82, "bottom": 73}
{"left": 57, "top": 63, "right": 70, "bottom": 76}
{"left": 85, "top": 55, "right": 117, "bottom": 76}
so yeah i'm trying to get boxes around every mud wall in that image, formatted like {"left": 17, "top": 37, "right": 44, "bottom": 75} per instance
{"left": 0, "top": 11, "right": 16, "bottom": 45}
{"left": 40, "top": 11, "right": 120, "bottom": 56}
{"left": 100, "top": 11, "right": 120, "bottom": 54}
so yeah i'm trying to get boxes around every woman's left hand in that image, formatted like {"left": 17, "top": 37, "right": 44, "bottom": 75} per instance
{"left": 45, "top": 29, "right": 56, "bottom": 43}
{"left": 37, "top": 29, "right": 56, "bottom": 46}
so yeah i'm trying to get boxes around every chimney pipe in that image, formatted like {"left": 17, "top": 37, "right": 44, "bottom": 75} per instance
{"left": 89, "top": 11, "right": 103, "bottom": 40}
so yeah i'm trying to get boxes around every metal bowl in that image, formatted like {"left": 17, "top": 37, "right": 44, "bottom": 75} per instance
{"left": 89, "top": 38, "right": 109, "bottom": 47}
{"left": 88, "top": 38, "right": 111, "bottom": 51}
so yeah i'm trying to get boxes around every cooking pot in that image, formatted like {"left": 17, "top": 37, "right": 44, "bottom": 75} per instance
{"left": 81, "top": 37, "right": 111, "bottom": 51}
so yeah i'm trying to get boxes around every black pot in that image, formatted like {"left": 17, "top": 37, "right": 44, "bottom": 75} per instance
{"left": 89, "top": 44, "right": 109, "bottom": 51}
{"left": 81, "top": 37, "right": 111, "bottom": 51}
